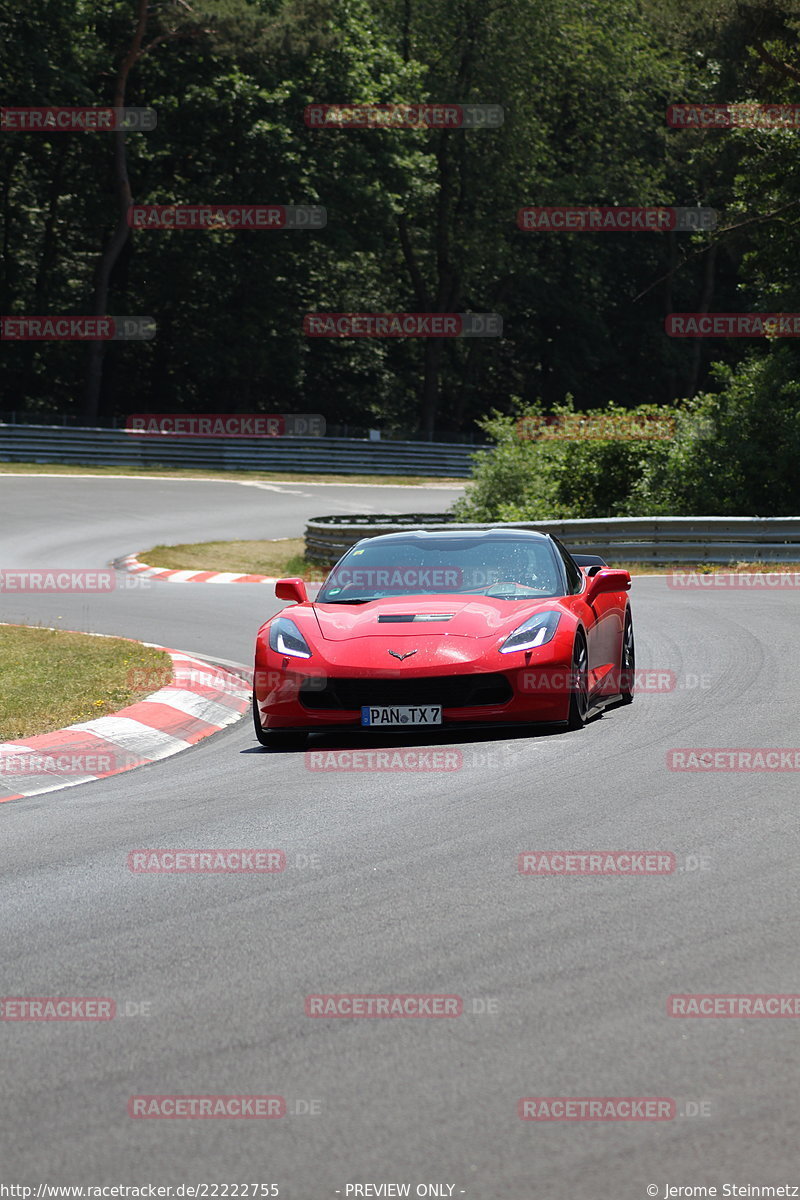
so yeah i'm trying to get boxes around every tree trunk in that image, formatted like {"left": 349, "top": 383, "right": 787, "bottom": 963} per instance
{"left": 398, "top": 131, "right": 462, "bottom": 438}
{"left": 34, "top": 142, "right": 69, "bottom": 311}
{"left": 82, "top": 0, "right": 149, "bottom": 423}
{"left": 0, "top": 144, "right": 23, "bottom": 310}
{"left": 686, "top": 242, "right": 718, "bottom": 400}
{"left": 664, "top": 228, "right": 677, "bottom": 404}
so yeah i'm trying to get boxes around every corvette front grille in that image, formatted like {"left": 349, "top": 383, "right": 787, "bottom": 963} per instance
{"left": 299, "top": 673, "right": 513, "bottom": 711}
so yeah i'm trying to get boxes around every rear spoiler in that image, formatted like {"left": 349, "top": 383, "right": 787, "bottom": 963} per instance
{"left": 571, "top": 553, "right": 608, "bottom": 568}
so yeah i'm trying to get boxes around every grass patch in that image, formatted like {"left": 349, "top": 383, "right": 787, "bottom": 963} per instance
{"left": 0, "top": 463, "right": 465, "bottom": 487}
{"left": 611, "top": 560, "right": 800, "bottom": 574}
{"left": 140, "top": 540, "right": 800, "bottom": 580}
{"left": 0, "top": 625, "right": 172, "bottom": 740}
{"left": 141, "top": 538, "right": 330, "bottom": 579}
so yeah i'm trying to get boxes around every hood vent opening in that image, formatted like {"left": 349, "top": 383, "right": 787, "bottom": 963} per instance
{"left": 377, "top": 614, "right": 454, "bottom": 623}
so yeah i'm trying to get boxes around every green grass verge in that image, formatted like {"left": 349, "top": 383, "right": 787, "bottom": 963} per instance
{"left": 0, "top": 626, "right": 173, "bottom": 740}
{"left": 0, "top": 462, "right": 465, "bottom": 487}
{"left": 141, "top": 538, "right": 329, "bottom": 579}
{"left": 615, "top": 560, "right": 800, "bottom": 575}
{"left": 140, "top": 540, "right": 800, "bottom": 580}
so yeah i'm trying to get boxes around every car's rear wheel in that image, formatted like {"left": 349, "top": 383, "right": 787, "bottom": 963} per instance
{"left": 619, "top": 608, "right": 635, "bottom": 705}
{"left": 567, "top": 631, "right": 589, "bottom": 729}
{"left": 252, "top": 692, "right": 307, "bottom": 751}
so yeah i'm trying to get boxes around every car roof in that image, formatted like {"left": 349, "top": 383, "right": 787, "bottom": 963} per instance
{"left": 354, "top": 527, "right": 555, "bottom": 546}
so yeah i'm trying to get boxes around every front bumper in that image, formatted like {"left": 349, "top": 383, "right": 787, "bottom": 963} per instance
{"left": 253, "top": 637, "right": 578, "bottom": 732}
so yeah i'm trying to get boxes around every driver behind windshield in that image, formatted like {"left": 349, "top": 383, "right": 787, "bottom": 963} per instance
{"left": 489, "top": 544, "right": 559, "bottom": 592}
{"left": 319, "top": 538, "right": 561, "bottom": 600}
{"left": 482, "top": 543, "right": 539, "bottom": 588}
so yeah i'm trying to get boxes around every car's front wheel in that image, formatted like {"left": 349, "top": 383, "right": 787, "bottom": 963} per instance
{"left": 252, "top": 692, "right": 307, "bottom": 751}
{"left": 566, "top": 631, "right": 589, "bottom": 730}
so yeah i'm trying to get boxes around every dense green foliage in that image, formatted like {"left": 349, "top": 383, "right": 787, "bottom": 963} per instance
{"left": 454, "top": 350, "right": 800, "bottom": 519}
{"left": 630, "top": 349, "right": 800, "bottom": 515}
{"left": 1, "top": 0, "right": 799, "bottom": 469}
{"left": 450, "top": 402, "right": 678, "bottom": 520}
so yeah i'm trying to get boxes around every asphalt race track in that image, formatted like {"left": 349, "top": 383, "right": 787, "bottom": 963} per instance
{"left": 2, "top": 475, "right": 799, "bottom": 1198}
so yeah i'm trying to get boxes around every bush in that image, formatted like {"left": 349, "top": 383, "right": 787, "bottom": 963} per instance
{"left": 453, "top": 352, "right": 800, "bottom": 521}
{"left": 452, "top": 400, "right": 674, "bottom": 521}
{"left": 629, "top": 350, "right": 800, "bottom": 516}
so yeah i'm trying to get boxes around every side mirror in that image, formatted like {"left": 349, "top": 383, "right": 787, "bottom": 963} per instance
{"left": 275, "top": 577, "right": 308, "bottom": 604}
{"left": 584, "top": 568, "right": 631, "bottom": 606}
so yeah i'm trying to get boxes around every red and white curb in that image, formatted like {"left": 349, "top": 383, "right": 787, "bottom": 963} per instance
{"left": 115, "top": 553, "right": 281, "bottom": 585}
{"left": 0, "top": 645, "right": 250, "bottom": 804}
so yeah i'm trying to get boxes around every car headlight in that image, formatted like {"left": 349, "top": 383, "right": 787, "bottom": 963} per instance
{"left": 269, "top": 616, "right": 312, "bottom": 659}
{"left": 500, "top": 610, "right": 561, "bottom": 653}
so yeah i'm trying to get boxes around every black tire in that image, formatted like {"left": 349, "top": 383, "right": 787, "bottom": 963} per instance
{"left": 566, "top": 631, "right": 589, "bottom": 730}
{"left": 619, "top": 608, "right": 635, "bottom": 705}
{"left": 252, "top": 692, "right": 307, "bottom": 751}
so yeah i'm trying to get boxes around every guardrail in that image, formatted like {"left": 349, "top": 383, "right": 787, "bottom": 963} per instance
{"left": 0, "top": 424, "right": 486, "bottom": 477}
{"left": 305, "top": 514, "right": 800, "bottom": 566}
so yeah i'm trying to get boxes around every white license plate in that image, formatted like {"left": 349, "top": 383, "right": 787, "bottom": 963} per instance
{"left": 361, "top": 705, "right": 442, "bottom": 727}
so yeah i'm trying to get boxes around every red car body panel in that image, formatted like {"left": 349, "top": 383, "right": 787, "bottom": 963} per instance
{"left": 253, "top": 555, "right": 631, "bottom": 733}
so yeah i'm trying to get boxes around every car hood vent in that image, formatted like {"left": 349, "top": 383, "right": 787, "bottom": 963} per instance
{"left": 377, "top": 613, "right": 454, "bottom": 623}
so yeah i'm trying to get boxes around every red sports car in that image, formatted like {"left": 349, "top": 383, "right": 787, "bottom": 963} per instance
{"left": 252, "top": 528, "right": 634, "bottom": 749}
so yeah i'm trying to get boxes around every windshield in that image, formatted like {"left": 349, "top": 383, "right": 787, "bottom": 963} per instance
{"left": 316, "top": 536, "right": 565, "bottom": 602}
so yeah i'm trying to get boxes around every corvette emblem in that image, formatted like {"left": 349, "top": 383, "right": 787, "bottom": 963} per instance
{"left": 388, "top": 649, "right": 418, "bottom": 661}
